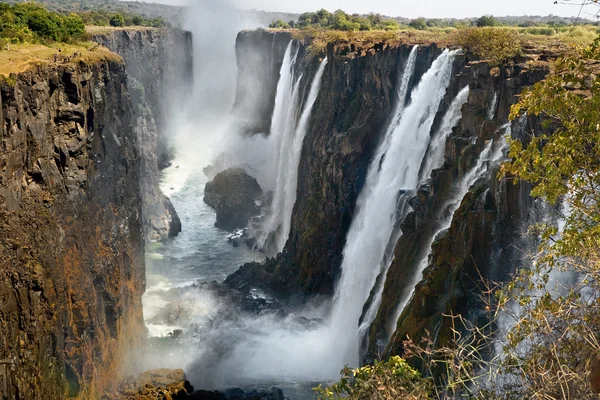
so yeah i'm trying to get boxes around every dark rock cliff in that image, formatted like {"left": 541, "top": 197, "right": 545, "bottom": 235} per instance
{"left": 93, "top": 28, "right": 193, "bottom": 242}
{"left": 0, "top": 56, "right": 145, "bottom": 398}
{"left": 233, "top": 30, "right": 293, "bottom": 135}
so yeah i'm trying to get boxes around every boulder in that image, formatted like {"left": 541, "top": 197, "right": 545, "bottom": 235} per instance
{"left": 204, "top": 168, "right": 263, "bottom": 232}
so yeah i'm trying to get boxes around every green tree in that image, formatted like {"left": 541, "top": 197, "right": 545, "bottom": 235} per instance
{"left": 269, "top": 19, "right": 290, "bottom": 29}
{"left": 476, "top": 15, "right": 499, "bottom": 27}
{"left": 497, "top": 35, "right": 600, "bottom": 399}
{"left": 109, "top": 13, "right": 124, "bottom": 27}
{"left": 409, "top": 18, "right": 427, "bottom": 30}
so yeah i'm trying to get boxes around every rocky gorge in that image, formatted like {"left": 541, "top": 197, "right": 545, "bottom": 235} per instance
{"left": 0, "top": 18, "right": 566, "bottom": 400}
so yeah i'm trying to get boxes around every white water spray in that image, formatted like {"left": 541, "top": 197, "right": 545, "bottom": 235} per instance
{"left": 328, "top": 49, "right": 458, "bottom": 367}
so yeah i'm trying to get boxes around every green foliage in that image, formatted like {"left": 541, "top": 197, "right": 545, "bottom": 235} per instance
{"left": 476, "top": 15, "right": 500, "bottom": 27}
{"left": 409, "top": 18, "right": 427, "bottom": 30}
{"left": 109, "top": 13, "right": 123, "bottom": 27}
{"left": 0, "top": 3, "right": 86, "bottom": 45}
{"left": 269, "top": 19, "right": 290, "bottom": 29}
{"left": 456, "top": 27, "right": 522, "bottom": 65}
{"left": 505, "top": 35, "right": 600, "bottom": 258}
{"left": 315, "top": 356, "right": 432, "bottom": 399}
{"left": 76, "top": 9, "right": 166, "bottom": 28}
{"left": 287, "top": 9, "right": 400, "bottom": 32}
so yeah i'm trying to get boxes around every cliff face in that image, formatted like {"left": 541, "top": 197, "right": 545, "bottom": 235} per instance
{"left": 93, "top": 28, "right": 193, "bottom": 242}
{"left": 233, "top": 30, "right": 293, "bottom": 135}
{"left": 0, "top": 56, "right": 145, "bottom": 398}
{"left": 232, "top": 31, "right": 552, "bottom": 356}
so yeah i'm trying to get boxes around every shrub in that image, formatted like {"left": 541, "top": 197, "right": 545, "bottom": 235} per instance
{"left": 476, "top": 15, "right": 500, "bottom": 27}
{"left": 109, "top": 14, "right": 124, "bottom": 27}
{"left": 315, "top": 356, "right": 432, "bottom": 399}
{"left": 269, "top": 19, "right": 290, "bottom": 29}
{"left": 456, "top": 27, "right": 522, "bottom": 65}
{"left": 409, "top": 18, "right": 427, "bottom": 30}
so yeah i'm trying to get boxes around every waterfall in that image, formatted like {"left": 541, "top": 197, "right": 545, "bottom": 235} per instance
{"left": 258, "top": 47, "right": 328, "bottom": 254}
{"left": 488, "top": 92, "right": 498, "bottom": 120}
{"left": 359, "top": 84, "right": 470, "bottom": 346}
{"left": 328, "top": 49, "right": 458, "bottom": 367}
{"left": 419, "top": 86, "right": 470, "bottom": 182}
{"left": 389, "top": 135, "right": 508, "bottom": 341}
{"left": 256, "top": 41, "right": 301, "bottom": 250}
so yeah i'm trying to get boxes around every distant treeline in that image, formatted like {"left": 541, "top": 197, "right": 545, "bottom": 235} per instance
{"left": 271, "top": 9, "right": 600, "bottom": 31}
{"left": 270, "top": 9, "right": 400, "bottom": 31}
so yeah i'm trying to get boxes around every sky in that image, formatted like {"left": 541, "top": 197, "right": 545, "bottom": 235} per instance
{"left": 144, "top": 0, "right": 594, "bottom": 19}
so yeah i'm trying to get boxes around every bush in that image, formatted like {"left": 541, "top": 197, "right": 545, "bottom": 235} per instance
{"left": 409, "top": 18, "right": 427, "bottom": 30}
{"left": 456, "top": 27, "right": 522, "bottom": 65}
{"left": 269, "top": 19, "right": 290, "bottom": 29}
{"left": 315, "top": 356, "right": 432, "bottom": 399}
{"left": 109, "top": 14, "right": 124, "bottom": 27}
{"left": 476, "top": 15, "right": 500, "bottom": 27}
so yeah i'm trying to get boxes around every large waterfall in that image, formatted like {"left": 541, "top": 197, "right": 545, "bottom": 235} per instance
{"left": 258, "top": 43, "right": 328, "bottom": 253}
{"left": 328, "top": 49, "right": 458, "bottom": 367}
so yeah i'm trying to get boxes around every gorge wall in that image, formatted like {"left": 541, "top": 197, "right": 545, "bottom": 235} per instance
{"left": 0, "top": 28, "right": 194, "bottom": 399}
{"left": 230, "top": 30, "right": 553, "bottom": 359}
{"left": 93, "top": 28, "right": 194, "bottom": 242}
{"left": 0, "top": 53, "right": 144, "bottom": 399}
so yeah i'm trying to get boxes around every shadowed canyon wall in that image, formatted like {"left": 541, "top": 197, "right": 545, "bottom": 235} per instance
{"left": 93, "top": 28, "right": 194, "bottom": 242}
{"left": 0, "top": 28, "right": 194, "bottom": 399}
{"left": 0, "top": 56, "right": 144, "bottom": 399}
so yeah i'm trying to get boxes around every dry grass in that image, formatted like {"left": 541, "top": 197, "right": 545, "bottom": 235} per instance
{"left": 85, "top": 25, "right": 159, "bottom": 34}
{"left": 0, "top": 42, "right": 121, "bottom": 76}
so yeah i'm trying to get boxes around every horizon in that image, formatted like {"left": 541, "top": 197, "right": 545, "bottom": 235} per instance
{"left": 132, "top": 0, "right": 598, "bottom": 19}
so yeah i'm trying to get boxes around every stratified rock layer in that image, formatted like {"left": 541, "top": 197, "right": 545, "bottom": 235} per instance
{"left": 0, "top": 57, "right": 144, "bottom": 398}
{"left": 204, "top": 168, "right": 263, "bottom": 232}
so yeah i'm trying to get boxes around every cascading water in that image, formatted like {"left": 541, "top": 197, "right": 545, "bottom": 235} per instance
{"left": 488, "top": 92, "right": 499, "bottom": 120}
{"left": 257, "top": 44, "right": 328, "bottom": 254}
{"left": 359, "top": 84, "right": 470, "bottom": 344}
{"left": 389, "top": 134, "right": 509, "bottom": 341}
{"left": 327, "top": 49, "right": 458, "bottom": 367}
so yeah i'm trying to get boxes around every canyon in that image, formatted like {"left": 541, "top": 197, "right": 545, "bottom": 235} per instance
{"left": 0, "top": 20, "right": 561, "bottom": 400}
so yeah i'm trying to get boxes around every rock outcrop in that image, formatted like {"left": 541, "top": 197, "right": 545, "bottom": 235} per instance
{"left": 0, "top": 54, "right": 144, "bottom": 398}
{"left": 93, "top": 28, "right": 193, "bottom": 242}
{"left": 204, "top": 168, "right": 263, "bottom": 232}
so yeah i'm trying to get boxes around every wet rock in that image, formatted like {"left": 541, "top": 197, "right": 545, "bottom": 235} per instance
{"left": 107, "top": 369, "right": 194, "bottom": 399}
{"left": 204, "top": 168, "right": 263, "bottom": 232}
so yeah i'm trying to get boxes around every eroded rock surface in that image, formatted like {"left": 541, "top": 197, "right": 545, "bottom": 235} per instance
{"left": 0, "top": 57, "right": 144, "bottom": 398}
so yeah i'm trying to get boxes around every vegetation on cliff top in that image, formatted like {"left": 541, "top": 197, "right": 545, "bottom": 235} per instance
{"left": 272, "top": 8, "right": 599, "bottom": 62}
{"left": 318, "top": 33, "right": 600, "bottom": 400}
{"left": 0, "top": 2, "right": 165, "bottom": 50}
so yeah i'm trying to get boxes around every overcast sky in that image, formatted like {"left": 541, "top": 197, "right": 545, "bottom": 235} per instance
{"left": 145, "top": 0, "right": 591, "bottom": 18}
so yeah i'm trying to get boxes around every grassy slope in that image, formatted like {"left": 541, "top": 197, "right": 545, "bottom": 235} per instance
{"left": 0, "top": 41, "right": 121, "bottom": 76}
